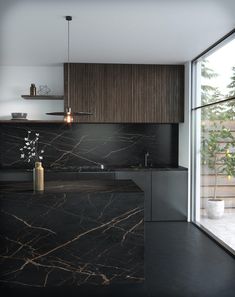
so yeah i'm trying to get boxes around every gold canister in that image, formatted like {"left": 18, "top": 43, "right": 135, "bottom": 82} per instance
{"left": 30, "top": 83, "right": 36, "bottom": 96}
{"left": 33, "top": 162, "right": 44, "bottom": 191}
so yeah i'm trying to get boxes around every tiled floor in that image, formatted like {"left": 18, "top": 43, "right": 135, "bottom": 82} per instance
{"left": 200, "top": 209, "right": 235, "bottom": 252}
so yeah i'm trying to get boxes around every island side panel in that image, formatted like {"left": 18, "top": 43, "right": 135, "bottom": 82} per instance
{"left": 0, "top": 191, "right": 144, "bottom": 287}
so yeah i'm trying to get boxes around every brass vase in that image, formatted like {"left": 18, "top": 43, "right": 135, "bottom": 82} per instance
{"left": 33, "top": 162, "right": 44, "bottom": 191}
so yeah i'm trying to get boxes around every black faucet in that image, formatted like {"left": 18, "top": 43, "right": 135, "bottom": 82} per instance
{"left": 144, "top": 152, "right": 150, "bottom": 167}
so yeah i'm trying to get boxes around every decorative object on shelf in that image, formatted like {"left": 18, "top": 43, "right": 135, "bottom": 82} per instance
{"left": 38, "top": 85, "right": 51, "bottom": 95}
{"left": 46, "top": 16, "right": 92, "bottom": 123}
{"left": 30, "top": 83, "right": 36, "bottom": 96}
{"left": 20, "top": 130, "right": 45, "bottom": 191}
{"left": 11, "top": 112, "right": 27, "bottom": 120}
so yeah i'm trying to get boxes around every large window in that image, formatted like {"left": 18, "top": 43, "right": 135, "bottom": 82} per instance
{"left": 192, "top": 35, "right": 235, "bottom": 254}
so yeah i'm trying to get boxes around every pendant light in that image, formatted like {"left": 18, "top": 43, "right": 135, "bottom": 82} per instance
{"left": 46, "top": 16, "right": 92, "bottom": 123}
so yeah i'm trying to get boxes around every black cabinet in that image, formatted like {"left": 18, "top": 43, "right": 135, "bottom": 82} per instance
{"left": 151, "top": 170, "right": 188, "bottom": 221}
{"left": 115, "top": 169, "right": 188, "bottom": 222}
{"left": 115, "top": 171, "right": 152, "bottom": 221}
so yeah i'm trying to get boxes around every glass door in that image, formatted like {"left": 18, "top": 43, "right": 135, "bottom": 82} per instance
{"left": 192, "top": 35, "right": 235, "bottom": 254}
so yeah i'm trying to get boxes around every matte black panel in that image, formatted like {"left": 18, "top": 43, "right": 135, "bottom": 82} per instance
{"left": 151, "top": 171, "right": 188, "bottom": 221}
{"left": 0, "top": 123, "right": 178, "bottom": 169}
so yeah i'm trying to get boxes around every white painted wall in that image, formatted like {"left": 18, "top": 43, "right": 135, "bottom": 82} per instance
{"left": 0, "top": 65, "right": 64, "bottom": 120}
{"left": 179, "top": 62, "right": 191, "bottom": 168}
{"left": 179, "top": 62, "right": 191, "bottom": 221}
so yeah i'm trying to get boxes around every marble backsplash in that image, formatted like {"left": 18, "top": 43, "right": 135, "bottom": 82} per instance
{"left": 0, "top": 123, "right": 178, "bottom": 170}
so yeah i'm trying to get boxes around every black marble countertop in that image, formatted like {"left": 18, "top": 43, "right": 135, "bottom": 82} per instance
{"left": 0, "top": 166, "right": 188, "bottom": 173}
{"left": 0, "top": 179, "right": 143, "bottom": 194}
{"left": 112, "top": 165, "right": 188, "bottom": 171}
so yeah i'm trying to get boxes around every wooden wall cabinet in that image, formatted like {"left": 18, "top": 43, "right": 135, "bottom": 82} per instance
{"left": 64, "top": 63, "right": 184, "bottom": 123}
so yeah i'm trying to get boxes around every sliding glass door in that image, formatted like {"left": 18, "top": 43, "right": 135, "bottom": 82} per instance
{"left": 192, "top": 35, "right": 235, "bottom": 254}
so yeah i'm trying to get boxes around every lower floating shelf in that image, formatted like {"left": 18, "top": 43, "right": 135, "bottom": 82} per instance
{"left": 0, "top": 120, "right": 65, "bottom": 123}
{"left": 21, "top": 95, "right": 64, "bottom": 100}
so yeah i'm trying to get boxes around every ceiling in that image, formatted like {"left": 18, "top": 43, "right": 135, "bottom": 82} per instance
{"left": 0, "top": 0, "right": 234, "bottom": 66}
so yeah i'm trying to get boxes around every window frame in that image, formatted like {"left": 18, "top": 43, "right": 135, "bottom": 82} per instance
{"left": 191, "top": 29, "right": 235, "bottom": 256}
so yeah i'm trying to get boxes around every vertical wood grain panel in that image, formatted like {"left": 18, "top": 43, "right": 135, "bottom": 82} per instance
{"left": 64, "top": 63, "right": 184, "bottom": 123}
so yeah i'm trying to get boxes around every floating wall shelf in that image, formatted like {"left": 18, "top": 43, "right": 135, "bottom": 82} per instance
{"left": 21, "top": 95, "right": 64, "bottom": 100}
{"left": 0, "top": 120, "right": 65, "bottom": 123}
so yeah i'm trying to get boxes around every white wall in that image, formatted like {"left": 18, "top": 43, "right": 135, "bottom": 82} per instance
{"left": 179, "top": 61, "right": 191, "bottom": 221}
{"left": 0, "top": 65, "right": 64, "bottom": 120}
{"left": 179, "top": 62, "right": 191, "bottom": 168}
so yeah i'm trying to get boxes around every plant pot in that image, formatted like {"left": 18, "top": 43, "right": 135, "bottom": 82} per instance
{"left": 207, "top": 199, "right": 224, "bottom": 219}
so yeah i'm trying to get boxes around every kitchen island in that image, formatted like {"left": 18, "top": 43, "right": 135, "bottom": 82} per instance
{"left": 0, "top": 180, "right": 144, "bottom": 287}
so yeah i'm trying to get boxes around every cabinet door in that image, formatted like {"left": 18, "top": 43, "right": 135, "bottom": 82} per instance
{"left": 152, "top": 171, "right": 187, "bottom": 221}
{"left": 115, "top": 171, "right": 152, "bottom": 221}
{"left": 131, "top": 65, "right": 184, "bottom": 123}
{"left": 64, "top": 63, "right": 132, "bottom": 123}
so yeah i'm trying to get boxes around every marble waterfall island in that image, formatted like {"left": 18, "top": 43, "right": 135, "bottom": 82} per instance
{"left": 0, "top": 179, "right": 144, "bottom": 287}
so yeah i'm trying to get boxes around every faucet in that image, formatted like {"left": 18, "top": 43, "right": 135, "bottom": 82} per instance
{"left": 144, "top": 152, "right": 150, "bottom": 167}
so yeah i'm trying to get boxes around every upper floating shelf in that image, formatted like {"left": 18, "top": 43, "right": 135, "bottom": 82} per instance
{"left": 21, "top": 95, "right": 64, "bottom": 100}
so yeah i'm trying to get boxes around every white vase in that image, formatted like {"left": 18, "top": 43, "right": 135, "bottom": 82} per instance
{"left": 207, "top": 199, "right": 224, "bottom": 219}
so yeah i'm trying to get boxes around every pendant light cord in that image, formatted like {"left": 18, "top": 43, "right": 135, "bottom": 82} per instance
{"left": 67, "top": 17, "right": 71, "bottom": 108}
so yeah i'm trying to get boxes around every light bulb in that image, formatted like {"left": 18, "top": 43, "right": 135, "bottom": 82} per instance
{"left": 64, "top": 107, "right": 73, "bottom": 123}
{"left": 64, "top": 114, "right": 73, "bottom": 123}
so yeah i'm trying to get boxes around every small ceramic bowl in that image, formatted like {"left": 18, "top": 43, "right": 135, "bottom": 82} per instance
{"left": 11, "top": 112, "right": 27, "bottom": 119}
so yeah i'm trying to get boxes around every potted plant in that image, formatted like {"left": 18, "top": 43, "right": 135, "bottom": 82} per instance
{"left": 201, "top": 122, "right": 235, "bottom": 219}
